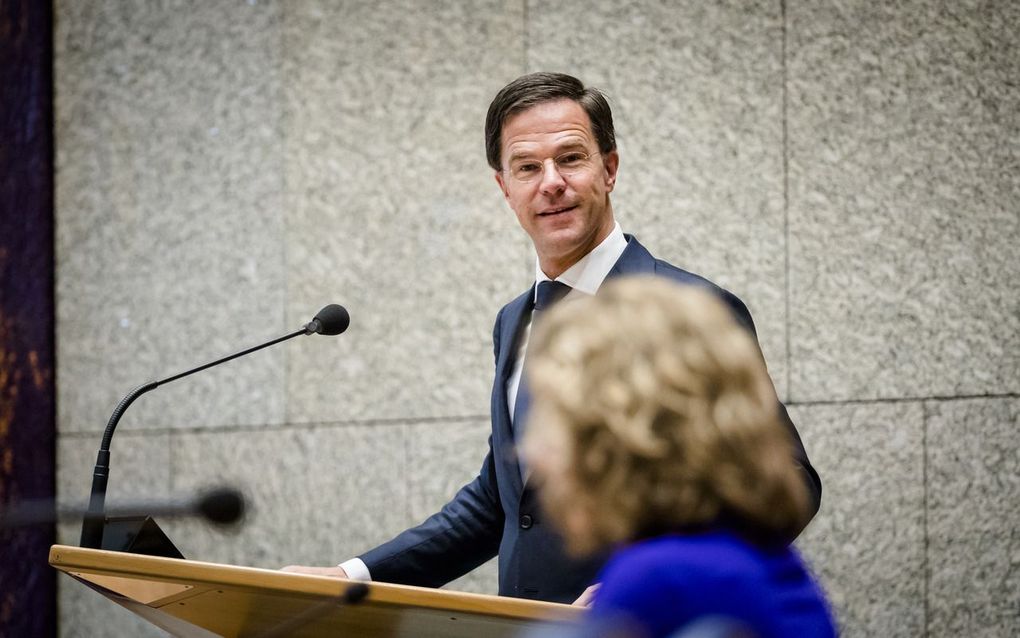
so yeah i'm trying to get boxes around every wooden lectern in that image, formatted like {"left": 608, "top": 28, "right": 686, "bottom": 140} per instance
{"left": 50, "top": 545, "right": 580, "bottom": 637}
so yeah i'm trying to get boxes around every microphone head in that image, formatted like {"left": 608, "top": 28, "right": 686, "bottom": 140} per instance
{"left": 310, "top": 304, "right": 350, "bottom": 336}
{"left": 196, "top": 487, "right": 246, "bottom": 525}
{"left": 344, "top": 582, "right": 370, "bottom": 604}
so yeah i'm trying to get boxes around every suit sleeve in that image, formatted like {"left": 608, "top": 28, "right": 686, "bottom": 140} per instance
{"left": 357, "top": 308, "right": 509, "bottom": 587}
{"left": 358, "top": 443, "right": 505, "bottom": 587}
{"left": 715, "top": 286, "right": 823, "bottom": 528}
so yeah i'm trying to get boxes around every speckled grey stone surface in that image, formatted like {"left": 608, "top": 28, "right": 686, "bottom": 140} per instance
{"left": 161, "top": 423, "right": 409, "bottom": 570}
{"left": 55, "top": 432, "right": 173, "bottom": 543}
{"left": 407, "top": 419, "right": 498, "bottom": 594}
{"left": 54, "top": 1, "right": 288, "bottom": 433}
{"left": 528, "top": 0, "right": 790, "bottom": 398}
{"left": 56, "top": 432, "right": 172, "bottom": 637}
{"left": 786, "top": 2, "right": 1020, "bottom": 401}
{"left": 792, "top": 402, "right": 925, "bottom": 637}
{"left": 51, "top": 3, "right": 1020, "bottom": 637}
{"left": 281, "top": 1, "right": 533, "bottom": 424}
{"left": 926, "top": 398, "right": 1020, "bottom": 637}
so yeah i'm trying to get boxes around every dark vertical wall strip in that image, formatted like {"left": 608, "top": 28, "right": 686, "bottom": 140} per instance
{"left": 0, "top": 0, "right": 57, "bottom": 636}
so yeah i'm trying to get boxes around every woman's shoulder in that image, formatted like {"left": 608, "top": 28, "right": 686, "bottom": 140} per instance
{"left": 603, "top": 530, "right": 784, "bottom": 578}
{"left": 595, "top": 531, "right": 777, "bottom": 608}
{"left": 592, "top": 531, "right": 835, "bottom": 638}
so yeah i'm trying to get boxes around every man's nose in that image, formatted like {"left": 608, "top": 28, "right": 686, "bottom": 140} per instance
{"left": 539, "top": 159, "right": 567, "bottom": 195}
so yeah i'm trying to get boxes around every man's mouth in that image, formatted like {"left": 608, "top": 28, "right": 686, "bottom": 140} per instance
{"left": 538, "top": 205, "right": 577, "bottom": 217}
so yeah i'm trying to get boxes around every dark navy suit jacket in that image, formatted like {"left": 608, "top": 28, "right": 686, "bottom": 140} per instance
{"left": 359, "top": 236, "right": 822, "bottom": 603}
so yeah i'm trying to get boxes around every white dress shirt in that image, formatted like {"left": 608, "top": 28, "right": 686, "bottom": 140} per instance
{"left": 506, "top": 222, "right": 628, "bottom": 422}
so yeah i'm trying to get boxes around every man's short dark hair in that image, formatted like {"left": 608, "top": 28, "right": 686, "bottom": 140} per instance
{"left": 485, "top": 72, "right": 616, "bottom": 170}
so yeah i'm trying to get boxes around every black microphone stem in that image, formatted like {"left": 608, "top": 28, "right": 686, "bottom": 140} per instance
{"left": 80, "top": 327, "right": 309, "bottom": 549}
{"left": 158, "top": 327, "right": 308, "bottom": 386}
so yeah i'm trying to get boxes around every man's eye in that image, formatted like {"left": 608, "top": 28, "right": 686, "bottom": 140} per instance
{"left": 515, "top": 163, "right": 540, "bottom": 173}
{"left": 557, "top": 153, "right": 586, "bottom": 166}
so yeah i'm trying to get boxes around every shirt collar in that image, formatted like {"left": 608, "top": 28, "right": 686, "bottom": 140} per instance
{"left": 533, "top": 222, "right": 627, "bottom": 299}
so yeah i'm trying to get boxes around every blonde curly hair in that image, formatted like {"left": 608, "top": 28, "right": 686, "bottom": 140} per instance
{"left": 521, "top": 276, "right": 809, "bottom": 557}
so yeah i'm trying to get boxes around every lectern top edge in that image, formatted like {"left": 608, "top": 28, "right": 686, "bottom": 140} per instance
{"left": 49, "top": 544, "right": 581, "bottom": 624}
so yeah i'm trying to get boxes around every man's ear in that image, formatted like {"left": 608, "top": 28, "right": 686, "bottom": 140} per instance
{"left": 603, "top": 151, "right": 620, "bottom": 192}
{"left": 495, "top": 170, "right": 510, "bottom": 200}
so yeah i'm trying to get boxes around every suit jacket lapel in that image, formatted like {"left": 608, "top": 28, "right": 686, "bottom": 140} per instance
{"left": 513, "top": 238, "right": 656, "bottom": 494}
{"left": 496, "top": 287, "right": 534, "bottom": 385}
{"left": 495, "top": 286, "right": 533, "bottom": 496}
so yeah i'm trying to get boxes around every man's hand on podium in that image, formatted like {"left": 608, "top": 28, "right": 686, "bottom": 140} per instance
{"left": 280, "top": 565, "right": 349, "bottom": 579}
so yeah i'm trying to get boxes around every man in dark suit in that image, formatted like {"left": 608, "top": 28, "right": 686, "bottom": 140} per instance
{"left": 283, "top": 72, "right": 821, "bottom": 604}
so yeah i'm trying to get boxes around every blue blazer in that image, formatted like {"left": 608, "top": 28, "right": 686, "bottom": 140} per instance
{"left": 360, "top": 236, "right": 821, "bottom": 603}
{"left": 589, "top": 531, "right": 836, "bottom": 638}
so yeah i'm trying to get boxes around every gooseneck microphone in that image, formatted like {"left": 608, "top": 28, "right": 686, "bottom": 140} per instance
{"left": 80, "top": 304, "right": 350, "bottom": 550}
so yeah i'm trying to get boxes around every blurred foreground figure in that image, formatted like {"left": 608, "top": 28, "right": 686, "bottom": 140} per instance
{"left": 521, "top": 277, "right": 836, "bottom": 638}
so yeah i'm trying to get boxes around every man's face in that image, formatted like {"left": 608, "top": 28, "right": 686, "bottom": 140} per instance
{"left": 494, "top": 99, "right": 619, "bottom": 278}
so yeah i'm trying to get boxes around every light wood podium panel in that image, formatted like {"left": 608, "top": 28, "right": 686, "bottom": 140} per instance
{"left": 50, "top": 545, "right": 580, "bottom": 637}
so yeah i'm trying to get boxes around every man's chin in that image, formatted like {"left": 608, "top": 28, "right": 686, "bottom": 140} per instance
{"left": 534, "top": 235, "right": 593, "bottom": 273}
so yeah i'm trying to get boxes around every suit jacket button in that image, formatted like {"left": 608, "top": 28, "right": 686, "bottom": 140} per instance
{"left": 519, "top": 515, "right": 533, "bottom": 529}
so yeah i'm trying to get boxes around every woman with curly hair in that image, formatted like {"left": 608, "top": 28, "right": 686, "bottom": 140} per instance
{"left": 521, "top": 276, "right": 835, "bottom": 638}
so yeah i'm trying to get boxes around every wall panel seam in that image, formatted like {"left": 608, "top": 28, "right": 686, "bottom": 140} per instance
{"left": 58, "top": 414, "right": 492, "bottom": 437}
{"left": 780, "top": 0, "right": 792, "bottom": 402}
{"left": 787, "top": 393, "right": 1020, "bottom": 407}
{"left": 521, "top": 0, "right": 529, "bottom": 72}
{"left": 922, "top": 400, "right": 930, "bottom": 638}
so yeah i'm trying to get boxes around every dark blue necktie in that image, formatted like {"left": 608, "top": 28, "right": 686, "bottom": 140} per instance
{"left": 513, "top": 280, "right": 572, "bottom": 473}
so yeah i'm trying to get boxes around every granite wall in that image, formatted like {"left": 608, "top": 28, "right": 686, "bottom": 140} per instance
{"left": 53, "top": 1, "right": 1018, "bottom": 636}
